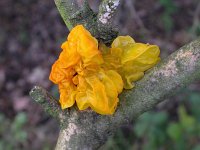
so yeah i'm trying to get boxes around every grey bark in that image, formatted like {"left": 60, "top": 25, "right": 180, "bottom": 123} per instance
{"left": 54, "top": 0, "right": 120, "bottom": 44}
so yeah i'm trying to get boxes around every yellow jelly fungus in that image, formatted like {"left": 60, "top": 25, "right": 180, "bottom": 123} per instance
{"left": 49, "top": 25, "right": 123, "bottom": 115}
{"left": 101, "top": 36, "right": 160, "bottom": 89}
{"left": 49, "top": 25, "right": 160, "bottom": 115}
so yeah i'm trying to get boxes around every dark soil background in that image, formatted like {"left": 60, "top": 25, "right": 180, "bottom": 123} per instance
{"left": 0, "top": 0, "right": 200, "bottom": 149}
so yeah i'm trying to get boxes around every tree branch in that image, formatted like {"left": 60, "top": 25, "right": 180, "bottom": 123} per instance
{"left": 54, "top": 0, "right": 96, "bottom": 32}
{"left": 54, "top": 38, "right": 200, "bottom": 150}
{"left": 97, "top": 0, "right": 120, "bottom": 44}
{"left": 54, "top": 0, "right": 120, "bottom": 44}
{"left": 54, "top": 0, "right": 79, "bottom": 30}
{"left": 29, "top": 86, "right": 63, "bottom": 118}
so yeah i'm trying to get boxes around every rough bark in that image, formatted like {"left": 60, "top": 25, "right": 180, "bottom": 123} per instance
{"left": 30, "top": 38, "right": 200, "bottom": 150}
{"left": 54, "top": 0, "right": 119, "bottom": 44}
{"left": 97, "top": 0, "right": 120, "bottom": 44}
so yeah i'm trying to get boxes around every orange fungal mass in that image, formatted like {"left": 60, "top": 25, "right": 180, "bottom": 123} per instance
{"left": 49, "top": 25, "right": 160, "bottom": 115}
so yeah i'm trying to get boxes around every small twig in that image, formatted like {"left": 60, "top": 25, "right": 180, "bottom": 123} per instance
{"left": 193, "top": 1, "right": 200, "bottom": 26}
{"left": 191, "top": 1, "right": 200, "bottom": 38}
{"left": 29, "top": 86, "right": 63, "bottom": 118}
{"left": 126, "top": 0, "right": 148, "bottom": 32}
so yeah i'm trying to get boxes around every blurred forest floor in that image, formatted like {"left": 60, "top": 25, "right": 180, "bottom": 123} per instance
{"left": 0, "top": 0, "right": 200, "bottom": 150}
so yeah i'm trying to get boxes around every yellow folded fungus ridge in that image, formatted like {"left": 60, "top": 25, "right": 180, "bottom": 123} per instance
{"left": 49, "top": 25, "right": 160, "bottom": 115}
